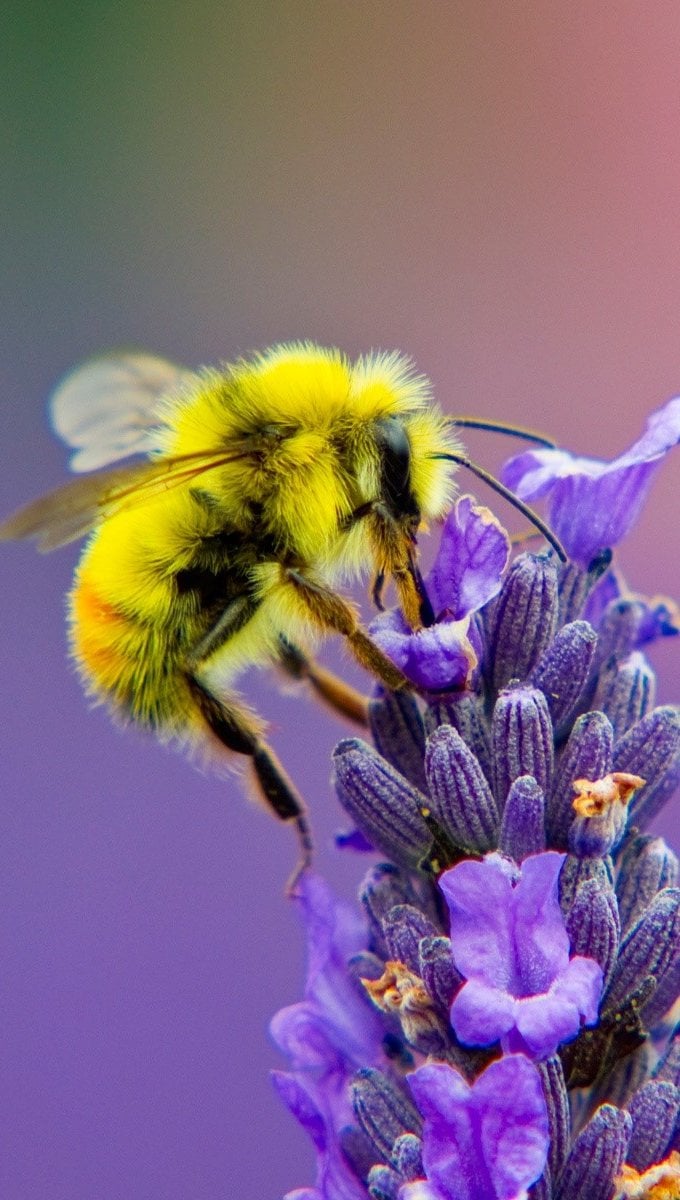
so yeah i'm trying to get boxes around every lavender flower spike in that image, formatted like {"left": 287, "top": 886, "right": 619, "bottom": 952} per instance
{"left": 502, "top": 396, "right": 680, "bottom": 566}
{"left": 370, "top": 495, "right": 510, "bottom": 691}
{"left": 272, "top": 390, "right": 679, "bottom": 1200}
{"left": 441, "top": 852, "right": 604, "bottom": 1059}
{"left": 400, "top": 1056, "right": 549, "bottom": 1200}
{"left": 270, "top": 874, "right": 387, "bottom": 1200}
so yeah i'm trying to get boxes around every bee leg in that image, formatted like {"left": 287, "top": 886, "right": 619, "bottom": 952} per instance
{"left": 276, "top": 634, "right": 369, "bottom": 727}
{"left": 281, "top": 568, "right": 412, "bottom": 693}
{"left": 184, "top": 593, "right": 258, "bottom": 668}
{"left": 185, "top": 673, "right": 313, "bottom": 891}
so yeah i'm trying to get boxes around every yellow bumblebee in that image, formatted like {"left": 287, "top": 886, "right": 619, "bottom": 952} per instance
{"left": 1, "top": 343, "right": 559, "bottom": 873}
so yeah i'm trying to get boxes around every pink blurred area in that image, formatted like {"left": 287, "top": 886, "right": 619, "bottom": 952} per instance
{"left": 1, "top": 4, "right": 679, "bottom": 1198}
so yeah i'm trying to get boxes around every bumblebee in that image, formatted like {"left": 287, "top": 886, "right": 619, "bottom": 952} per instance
{"left": 1, "top": 343, "right": 561, "bottom": 875}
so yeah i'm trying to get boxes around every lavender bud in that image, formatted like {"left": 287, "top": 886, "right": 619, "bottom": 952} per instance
{"left": 616, "top": 835, "right": 679, "bottom": 933}
{"left": 554, "top": 1105, "right": 631, "bottom": 1200}
{"left": 425, "top": 725, "right": 499, "bottom": 852}
{"left": 381, "top": 904, "right": 440, "bottom": 975}
{"left": 531, "top": 619, "right": 598, "bottom": 733}
{"left": 340, "top": 1125, "right": 378, "bottom": 1183}
{"left": 557, "top": 551, "right": 612, "bottom": 626}
{"left": 594, "top": 598, "right": 649, "bottom": 668}
{"left": 626, "top": 1079, "right": 680, "bottom": 1171}
{"left": 559, "top": 853, "right": 615, "bottom": 916}
{"left": 591, "top": 651, "right": 656, "bottom": 739}
{"left": 631, "top": 762, "right": 680, "bottom": 831}
{"left": 334, "top": 739, "right": 433, "bottom": 869}
{"left": 367, "top": 1164, "right": 400, "bottom": 1200}
{"left": 418, "top": 935, "right": 461, "bottom": 1011}
{"left": 565, "top": 878, "right": 620, "bottom": 987}
{"left": 360, "top": 863, "right": 420, "bottom": 957}
{"left": 604, "top": 888, "right": 680, "bottom": 1024}
{"left": 538, "top": 1056, "right": 570, "bottom": 1183}
{"left": 642, "top": 949, "right": 680, "bottom": 1030}
{"left": 492, "top": 685, "right": 554, "bottom": 810}
{"left": 614, "top": 706, "right": 680, "bottom": 827}
{"left": 369, "top": 689, "right": 428, "bottom": 793}
{"left": 390, "top": 1132, "right": 423, "bottom": 1181}
{"left": 499, "top": 775, "right": 546, "bottom": 861}
{"left": 589, "top": 1042, "right": 656, "bottom": 1111}
{"left": 654, "top": 1026, "right": 680, "bottom": 1087}
{"left": 547, "top": 711, "right": 613, "bottom": 848}
{"left": 485, "top": 552, "right": 560, "bottom": 693}
{"left": 424, "top": 691, "right": 493, "bottom": 783}
{"left": 350, "top": 1069, "right": 421, "bottom": 1162}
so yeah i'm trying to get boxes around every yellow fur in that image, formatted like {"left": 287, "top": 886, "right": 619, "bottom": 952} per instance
{"left": 6, "top": 344, "right": 460, "bottom": 766}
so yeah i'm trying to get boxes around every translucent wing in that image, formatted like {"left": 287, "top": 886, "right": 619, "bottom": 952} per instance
{"left": 50, "top": 351, "right": 196, "bottom": 473}
{"left": 0, "top": 449, "right": 251, "bottom": 552}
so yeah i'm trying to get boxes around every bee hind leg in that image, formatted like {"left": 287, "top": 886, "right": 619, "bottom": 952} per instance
{"left": 276, "top": 635, "right": 369, "bottom": 727}
{"left": 185, "top": 673, "right": 313, "bottom": 892}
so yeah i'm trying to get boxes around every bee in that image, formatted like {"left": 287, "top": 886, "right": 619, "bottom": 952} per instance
{"left": 1, "top": 343, "right": 562, "bottom": 877}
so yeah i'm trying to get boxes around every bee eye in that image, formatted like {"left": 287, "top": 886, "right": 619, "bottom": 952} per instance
{"left": 374, "top": 416, "right": 418, "bottom": 517}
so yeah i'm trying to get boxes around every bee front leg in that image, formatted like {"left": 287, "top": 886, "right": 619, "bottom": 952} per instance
{"left": 281, "top": 568, "right": 412, "bottom": 693}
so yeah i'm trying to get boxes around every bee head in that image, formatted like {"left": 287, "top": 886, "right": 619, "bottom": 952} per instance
{"left": 362, "top": 415, "right": 436, "bottom": 628}
{"left": 373, "top": 414, "right": 420, "bottom": 526}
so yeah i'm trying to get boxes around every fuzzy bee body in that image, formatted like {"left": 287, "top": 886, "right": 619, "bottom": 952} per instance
{"left": 2, "top": 343, "right": 459, "bottom": 873}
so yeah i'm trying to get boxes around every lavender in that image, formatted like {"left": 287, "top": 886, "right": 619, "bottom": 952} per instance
{"left": 273, "top": 406, "right": 680, "bottom": 1200}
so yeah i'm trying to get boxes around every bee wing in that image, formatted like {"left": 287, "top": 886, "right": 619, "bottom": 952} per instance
{"left": 0, "top": 450, "right": 250, "bottom": 552}
{"left": 50, "top": 351, "right": 196, "bottom": 473}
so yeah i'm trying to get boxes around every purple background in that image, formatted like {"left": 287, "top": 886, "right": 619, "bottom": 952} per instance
{"left": 2, "top": 5, "right": 679, "bottom": 1197}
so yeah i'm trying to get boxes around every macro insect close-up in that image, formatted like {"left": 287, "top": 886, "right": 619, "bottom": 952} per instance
{"left": 0, "top": 343, "right": 563, "bottom": 879}
{"left": 6, "top": 9, "right": 680, "bottom": 1199}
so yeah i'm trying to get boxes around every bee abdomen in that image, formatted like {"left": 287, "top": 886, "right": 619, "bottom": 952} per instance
{"left": 69, "top": 573, "right": 192, "bottom": 731}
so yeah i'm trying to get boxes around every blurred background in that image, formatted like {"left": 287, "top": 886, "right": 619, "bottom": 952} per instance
{"left": 2, "top": 3, "right": 679, "bottom": 1196}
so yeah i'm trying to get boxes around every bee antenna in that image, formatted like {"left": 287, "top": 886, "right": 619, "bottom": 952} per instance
{"left": 446, "top": 417, "right": 556, "bottom": 449}
{"left": 431, "top": 452, "right": 567, "bottom": 563}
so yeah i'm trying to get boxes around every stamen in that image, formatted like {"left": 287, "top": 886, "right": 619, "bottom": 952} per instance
{"left": 362, "top": 960, "right": 451, "bottom": 1055}
{"left": 614, "top": 1151, "right": 680, "bottom": 1199}
{"left": 572, "top": 772, "right": 646, "bottom": 818}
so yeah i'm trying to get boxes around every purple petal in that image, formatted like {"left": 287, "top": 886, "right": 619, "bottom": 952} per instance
{"left": 438, "top": 855, "right": 518, "bottom": 989}
{"left": 282, "top": 872, "right": 384, "bottom": 1067}
{"left": 504, "top": 955, "right": 603, "bottom": 1059}
{"left": 474, "top": 1056, "right": 549, "bottom": 1200}
{"left": 553, "top": 955, "right": 603, "bottom": 1026}
{"left": 512, "top": 852, "right": 569, "bottom": 993}
{"left": 427, "top": 495, "right": 510, "bottom": 620}
{"left": 272, "top": 1071, "right": 326, "bottom": 1151}
{"left": 370, "top": 609, "right": 478, "bottom": 690}
{"left": 582, "top": 569, "right": 622, "bottom": 628}
{"left": 272, "top": 1074, "right": 367, "bottom": 1200}
{"left": 502, "top": 397, "right": 680, "bottom": 565}
{"left": 407, "top": 1062, "right": 487, "bottom": 1200}
{"left": 271, "top": 1000, "right": 341, "bottom": 1072}
{"left": 399, "top": 1183, "right": 439, "bottom": 1200}
{"left": 335, "top": 827, "right": 375, "bottom": 853}
{"left": 507, "top": 992, "right": 585, "bottom": 1059}
{"left": 441, "top": 853, "right": 605, "bottom": 1059}
{"left": 450, "top": 978, "right": 517, "bottom": 1047}
{"left": 635, "top": 595, "right": 680, "bottom": 646}
{"left": 406, "top": 1058, "right": 548, "bottom": 1200}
